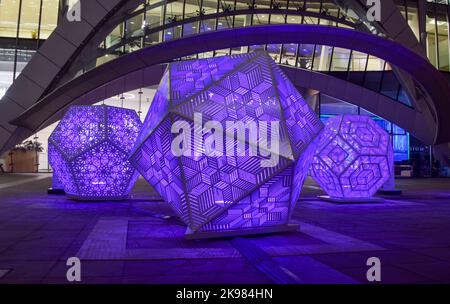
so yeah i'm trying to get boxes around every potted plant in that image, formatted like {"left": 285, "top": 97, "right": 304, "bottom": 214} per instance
{"left": 6, "top": 140, "right": 44, "bottom": 173}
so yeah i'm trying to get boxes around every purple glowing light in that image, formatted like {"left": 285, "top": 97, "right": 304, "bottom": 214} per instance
{"left": 49, "top": 105, "right": 142, "bottom": 200}
{"left": 51, "top": 171, "right": 65, "bottom": 191}
{"left": 310, "top": 115, "right": 394, "bottom": 199}
{"left": 130, "top": 52, "right": 323, "bottom": 235}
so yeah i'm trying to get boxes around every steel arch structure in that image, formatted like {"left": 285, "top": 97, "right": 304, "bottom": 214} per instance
{"left": 1, "top": 25, "right": 448, "bottom": 154}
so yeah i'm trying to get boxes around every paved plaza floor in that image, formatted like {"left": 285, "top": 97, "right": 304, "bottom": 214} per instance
{"left": 0, "top": 173, "right": 449, "bottom": 284}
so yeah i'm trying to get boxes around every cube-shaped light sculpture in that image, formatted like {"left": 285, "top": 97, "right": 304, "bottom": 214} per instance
{"left": 49, "top": 105, "right": 142, "bottom": 200}
{"left": 310, "top": 115, "right": 394, "bottom": 199}
{"left": 130, "top": 52, "right": 323, "bottom": 238}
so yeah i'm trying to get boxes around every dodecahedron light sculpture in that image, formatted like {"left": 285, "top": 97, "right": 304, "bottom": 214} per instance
{"left": 49, "top": 105, "right": 142, "bottom": 200}
{"left": 130, "top": 52, "right": 323, "bottom": 237}
{"left": 309, "top": 114, "right": 394, "bottom": 199}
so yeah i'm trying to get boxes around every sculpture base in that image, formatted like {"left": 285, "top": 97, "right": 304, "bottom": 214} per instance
{"left": 67, "top": 194, "right": 129, "bottom": 201}
{"left": 185, "top": 224, "right": 299, "bottom": 240}
{"left": 318, "top": 195, "right": 385, "bottom": 204}
{"left": 47, "top": 188, "right": 65, "bottom": 195}
{"left": 377, "top": 189, "right": 403, "bottom": 195}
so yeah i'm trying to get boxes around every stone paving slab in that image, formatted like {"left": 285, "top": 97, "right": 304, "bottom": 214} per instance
{"left": 0, "top": 269, "right": 10, "bottom": 279}
{"left": 1, "top": 174, "right": 450, "bottom": 283}
{"left": 76, "top": 217, "right": 384, "bottom": 261}
{"left": 260, "top": 222, "right": 384, "bottom": 256}
{"left": 77, "top": 217, "right": 242, "bottom": 260}
{"left": 0, "top": 174, "right": 50, "bottom": 190}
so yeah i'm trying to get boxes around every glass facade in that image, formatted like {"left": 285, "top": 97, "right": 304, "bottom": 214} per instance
{"left": 86, "top": 1, "right": 412, "bottom": 107}
{"left": 0, "top": 0, "right": 449, "bottom": 176}
{"left": 425, "top": 0, "right": 450, "bottom": 71}
{"left": 90, "top": 0, "right": 450, "bottom": 72}
{"left": 96, "top": 0, "right": 355, "bottom": 66}
{"left": 1, "top": 0, "right": 448, "bottom": 93}
{"left": 0, "top": 1, "right": 449, "bottom": 88}
{"left": 0, "top": 0, "right": 59, "bottom": 97}
{"left": 319, "top": 94, "right": 410, "bottom": 162}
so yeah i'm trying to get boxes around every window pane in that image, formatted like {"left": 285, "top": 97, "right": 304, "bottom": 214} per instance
{"left": 202, "top": 0, "right": 217, "bottom": 15}
{"left": 313, "top": 45, "right": 332, "bottom": 71}
{"left": 270, "top": 14, "right": 285, "bottom": 24}
{"left": 199, "top": 18, "right": 215, "bottom": 33}
{"left": 125, "top": 14, "right": 144, "bottom": 39}
{"left": 363, "top": 70, "right": 383, "bottom": 91}
{"left": 437, "top": 10, "right": 449, "bottom": 71}
{"left": 184, "top": 0, "right": 200, "bottom": 19}
{"left": 147, "top": 4, "right": 164, "bottom": 28}
{"left": 105, "top": 24, "right": 123, "bottom": 49}
{"left": 426, "top": 9, "right": 438, "bottom": 67}
{"left": 40, "top": 0, "right": 59, "bottom": 39}
{"left": 287, "top": 15, "right": 301, "bottom": 24}
{"left": 19, "top": 0, "right": 41, "bottom": 39}
{"left": 234, "top": 14, "right": 251, "bottom": 27}
{"left": 253, "top": 14, "right": 269, "bottom": 25}
{"left": 183, "top": 21, "right": 198, "bottom": 36}
{"left": 297, "top": 44, "right": 314, "bottom": 69}
{"left": 165, "top": 1, "right": 183, "bottom": 23}
{"left": 0, "top": 48, "right": 16, "bottom": 92}
{"left": 406, "top": 0, "right": 420, "bottom": 41}
{"left": 267, "top": 44, "right": 282, "bottom": 63}
{"left": 0, "top": 0, "right": 20, "bottom": 37}
{"left": 366, "top": 55, "right": 385, "bottom": 71}
{"left": 330, "top": 47, "right": 350, "bottom": 71}
{"left": 380, "top": 71, "right": 400, "bottom": 99}
{"left": 217, "top": 17, "right": 231, "bottom": 29}
{"left": 281, "top": 43, "right": 297, "bottom": 66}
{"left": 320, "top": 94, "right": 358, "bottom": 116}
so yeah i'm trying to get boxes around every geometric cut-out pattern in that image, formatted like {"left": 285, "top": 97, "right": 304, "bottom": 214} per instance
{"left": 130, "top": 52, "right": 323, "bottom": 236}
{"left": 310, "top": 114, "right": 393, "bottom": 198}
{"left": 49, "top": 105, "right": 142, "bottom": 200}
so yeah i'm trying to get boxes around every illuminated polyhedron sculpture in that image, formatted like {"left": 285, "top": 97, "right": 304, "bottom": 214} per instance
{"left": 130, "top": 52, "right": 323, "bottom": 238}
{"left": 309, "top": 115, "right": 394, "bottom": 199}
{"left": 49, "top": 105, "right": 142, "bottom": 200}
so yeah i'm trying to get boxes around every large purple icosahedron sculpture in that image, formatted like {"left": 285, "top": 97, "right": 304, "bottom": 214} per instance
{"left": 49, "top": 105, "right": 142, "bottom": 200}
{"left": 130, "top": 52, "right": 323, "bottom": 238}
{"left": 309, "top": 115, "right": 394, "bottom": 199}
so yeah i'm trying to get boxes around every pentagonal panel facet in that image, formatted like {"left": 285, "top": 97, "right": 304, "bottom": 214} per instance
{"left": 106, "top": 106, "right": 142, "bottom": 155}
{"left": 49, "top": 106, "right": 106, "bottom": 160}
{"left": 72, "top": 142, "right": 139, "bottom": 200}
{"left": 48, "top": 143, "right": 78, "bottom": 195}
